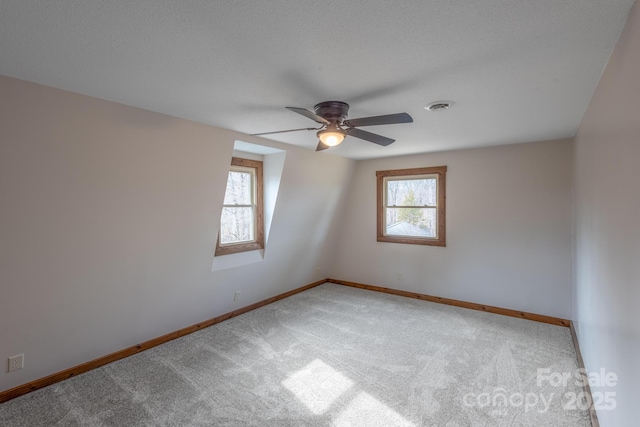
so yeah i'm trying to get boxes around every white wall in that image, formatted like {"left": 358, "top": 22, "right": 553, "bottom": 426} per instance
{"left": 573, "top": 2, "right": 640, "bottom": 425}
{"left": 331, "top": 140, "right": 574, "bottom": 318}
{"left": 0, "top": 76, "right": 354, "bottom": 392}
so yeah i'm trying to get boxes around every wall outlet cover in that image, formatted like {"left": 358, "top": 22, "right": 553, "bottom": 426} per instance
{"left": 8, "top": 354, "right": 24, "bottom": 372}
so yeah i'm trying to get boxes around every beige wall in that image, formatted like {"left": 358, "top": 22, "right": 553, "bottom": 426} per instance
{"left": 573, "top": 2, "right": 640, "bottom": 425}
{"left": 330, "top": 139, "right": 574, "bottom": 318}
{"left": 0, "top": 76, "right": 354, "bottom": 392}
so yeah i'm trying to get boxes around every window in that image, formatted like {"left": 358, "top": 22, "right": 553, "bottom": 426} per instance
{"left": 376, "top": 166, "right": 447, "bottom": 246}
{"left": 215, "top": 157, "right": 264, "bottom": 256}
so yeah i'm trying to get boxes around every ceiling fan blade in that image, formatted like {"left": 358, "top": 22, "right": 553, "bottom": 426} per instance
{"left": 251, "top": 127, "right": 319, "bottom": 136}
{"left": 316, "top": 141, "right": 330, "bottom": 151}
{"left": 346, "top": 128, "right": 395, "bottom": 146}
{"left": 286, "top": 107, "right": 329, "bottom": 125}
{"left": 344, "top": 112, "right": 413, "bottom": 128}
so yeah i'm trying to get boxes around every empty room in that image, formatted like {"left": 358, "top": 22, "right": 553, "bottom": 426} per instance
{"left": 0, "top": 1, "right": 638, "bottom": 426}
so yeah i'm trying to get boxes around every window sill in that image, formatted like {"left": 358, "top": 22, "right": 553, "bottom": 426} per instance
{"left": 377, "top": 236, "right": 446, "bottom": 246}
{"left": 215, "top": 241, "right": 263, "bottom": 257}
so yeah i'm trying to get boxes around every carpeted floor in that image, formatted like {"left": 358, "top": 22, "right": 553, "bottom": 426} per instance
{"left": 0, "top": 283, "right": 590, "bottom": 426}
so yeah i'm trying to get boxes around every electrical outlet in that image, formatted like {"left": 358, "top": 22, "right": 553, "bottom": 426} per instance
{"left": 397, "top": 272, "right": 403, "bottom": 281}
{"left": 8, "top": 354, "right": 24, "bottom": 372}
{"left": 315, "top": 267, "right": 321, "bottom": 276}
{"left": 234, "top": 291, "right": 241, "bottom": 301}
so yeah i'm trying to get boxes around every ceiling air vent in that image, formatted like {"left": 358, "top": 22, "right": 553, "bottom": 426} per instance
{"left": 425, "top": 101, "right": 454, "bottom": 111}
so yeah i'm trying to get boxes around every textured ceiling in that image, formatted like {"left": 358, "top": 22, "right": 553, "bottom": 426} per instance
{"left": 0, "top": 0, "right": 635, "bottom": 159}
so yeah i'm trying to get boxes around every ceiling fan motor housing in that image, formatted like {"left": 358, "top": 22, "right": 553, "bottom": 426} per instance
{"left": 314, "top": 101, "right": 350, "bottom": 123}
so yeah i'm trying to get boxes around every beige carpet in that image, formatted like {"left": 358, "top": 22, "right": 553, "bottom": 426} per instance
{"left": 0, "top": 283, "right": 590, "bottom": 426}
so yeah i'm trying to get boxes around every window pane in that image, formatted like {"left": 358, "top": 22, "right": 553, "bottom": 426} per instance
{"left": 385, "top": 207, "right": 436, "bottom": 237}
{"left": 220, "top": 207, "right": 254, "bottom": 244}
{"left": 223, "top": 171, "right": 252, "bottom": 205}
{"left": 386, "top": 178, "right": 437, "bottom": 206}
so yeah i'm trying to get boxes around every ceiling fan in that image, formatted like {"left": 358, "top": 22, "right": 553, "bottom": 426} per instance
{"left": 251, "top": 101, "right": 413, "bottom": 151}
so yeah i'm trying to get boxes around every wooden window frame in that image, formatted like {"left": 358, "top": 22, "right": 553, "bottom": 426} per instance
{"left": 215, "top": 157, "right": 264, "bottom": 256}
{"left": 376, "top": 166, "right": 447, "bottom": 247}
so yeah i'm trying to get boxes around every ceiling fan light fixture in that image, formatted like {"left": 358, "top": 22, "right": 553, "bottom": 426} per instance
{"left": 317, "top": 123, "right": 346, "bottom": 146}
{"left": 317, "top": 130, "right": 345, "bottom": 146}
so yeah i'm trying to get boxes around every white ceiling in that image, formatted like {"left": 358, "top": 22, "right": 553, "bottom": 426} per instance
{"left": 0, "top": 0, "right": 635, "bottom": 159}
